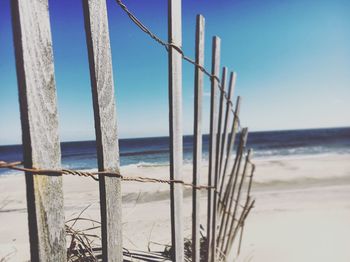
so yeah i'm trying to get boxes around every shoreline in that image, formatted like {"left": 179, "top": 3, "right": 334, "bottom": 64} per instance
{"left": 1, "top": 151, "right": 349, "bottom": 176}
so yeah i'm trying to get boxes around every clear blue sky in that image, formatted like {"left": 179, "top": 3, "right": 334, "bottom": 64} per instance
{"left": 0, "top": 0, "right": 349, "bottom": 145}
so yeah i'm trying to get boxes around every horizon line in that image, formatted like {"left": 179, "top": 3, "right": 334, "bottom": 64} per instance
{"left": 0, "top": 125, "right": 349, "bottom": 147}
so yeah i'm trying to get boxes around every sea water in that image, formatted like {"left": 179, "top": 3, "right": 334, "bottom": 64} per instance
{"left": 0, "top": 127, "right": 349, "bottom": 176}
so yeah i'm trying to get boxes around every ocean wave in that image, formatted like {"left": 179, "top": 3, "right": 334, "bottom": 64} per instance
{"left": 251, "top": 175, "right": 350, "bottom": 189}
{"left": 122, "top": 161, "right": 169, "bottom": 169}
{"left": 252, "top": 146, "right": 350, "bottom": 159}
{"left": 253, "top": 151, "right": 350, "bottom": 163}
{"left": 0, "top": 169, "right": 22, "bottom": 177}
{"left": 121, "top": 149, "right": 169, "bottom": 157}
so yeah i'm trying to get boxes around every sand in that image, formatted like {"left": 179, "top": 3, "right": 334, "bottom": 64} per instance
{"left": 1, "top": 154, "right": 350, "bottom": 261}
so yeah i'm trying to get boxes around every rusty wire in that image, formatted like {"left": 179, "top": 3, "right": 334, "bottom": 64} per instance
{"left": 114, "top": 0, "right": 242, "bottom": 130}
{"left": 0, "top": 158, "right": 255, "bottom": 216}
{"left": 0, "top": 160, "right": 214, "bottom": 190}
{"left": 0, "top": 154, "right": 255, "bottom": 194}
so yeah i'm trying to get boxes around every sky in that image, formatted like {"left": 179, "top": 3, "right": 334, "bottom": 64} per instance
{"left": 0, "top": 0, "right": 349, "bottom": 145}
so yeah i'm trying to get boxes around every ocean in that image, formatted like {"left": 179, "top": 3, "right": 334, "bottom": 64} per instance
{"left": 0, "top": 127, "right": 349, "bottom": 176}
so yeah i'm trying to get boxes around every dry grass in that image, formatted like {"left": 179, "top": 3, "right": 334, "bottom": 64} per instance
{"left": 66, "top": 205, "right": 101, "bottom": 262}
{"left": 65, "top": 214, "right": 210, "bottom": 262}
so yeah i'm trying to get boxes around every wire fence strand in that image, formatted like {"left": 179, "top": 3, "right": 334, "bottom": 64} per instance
{"left": 115, "top": 0, "right": 243, "bottom": 130}
{"left": 0, "top": 159, "right": 255, "bottom": 190}
{"left": 0, "top": 159, "right": 256, "bottom": 225}
{"left": 0, "top": 160, "right": 213, "bottom": 189}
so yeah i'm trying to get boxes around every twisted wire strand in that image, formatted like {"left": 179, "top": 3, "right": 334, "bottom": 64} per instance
{"left": 0, "top": 159, "right": 255, "bottom": 229}
{"left": 115, "top": 0, "right": 242, "bottom": 130}
{"left": 0, "top": 159, "right": 254, "bottom": 198}
{"left": 0, "top": 160, "right": 212, "bottom": 190}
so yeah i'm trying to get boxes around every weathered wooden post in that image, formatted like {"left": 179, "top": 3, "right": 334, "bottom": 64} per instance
{"left": 83, "top": 0, "right": 122, "bottom": 261}
{"left": 230, "top": 162, "right": 255, "bottom": 256}
{"left": 216, "top": 67, "right": 228, "bottom": 183}
{"left": 225, "top": 149, "right": 253, "bottom": 255}
{"left": 212, "top": 66, "right": 227, "bottom": 261}
{"left": 11, "top": 0, "right": 66, "bottom": 261}
{"left": 219, "top": 72, "right": 237, "bottom": 178}
{"left": 208, "top": 36, "right": 221, "bottom": 262}
{"left": 218, "top": 96, "right": 241, "bottom": 202}
{"left": 218, "top": 128, "right": 248, "bottom": 253}
{"left": 168, "top": 0, "right": 184, "bottom": 261}
{"left": 192, "top": 14, "right": 205, "bottom": 262}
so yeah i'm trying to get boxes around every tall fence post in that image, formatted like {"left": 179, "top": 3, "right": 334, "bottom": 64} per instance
{"left": 168, "top": 0, "right": 184, "bottom": 261}
{"left": 192, "top": 14, "right": 205, "bottom": 262}
{"left": 11, "top": 0, "right": 66, "bottom": 261}
{"left": 208, "top": 36, "right": 221, "bottom": 262}
{"left": 216, "top": 67, "right": 227, "bottom": 182}
{"left": 219, "top": 72, "right": 237, "bottom": 178}
{"left": 224, "top": 149, "right": 252, "bottom": 254}
{"left": 83, "top": 1, "right": 123, "bottom": 261}
{"left": 212, "top": 66, "right": 227, "bottom": 261}
{"left": 218, "top": 96, "right": 241, "bottom": 202}
{"left": 219, "top": 128, "right": 248, "bottom": 253}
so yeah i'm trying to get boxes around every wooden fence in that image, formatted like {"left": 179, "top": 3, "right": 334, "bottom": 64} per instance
{"left": 7, "top": 0, "right": 255, "bottom": 261}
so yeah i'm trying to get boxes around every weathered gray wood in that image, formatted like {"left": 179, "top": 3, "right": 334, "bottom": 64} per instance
{"left": 222, "top": 128, "right": 248, "bottom": 209}
{"left": 11, "top": 0, "right": 66, "bottom": 261}
{"left": 168, "top": 0, "right": 184, "bottom": 261}
{"left": 224, "top": 149, "right": 252, "bottom": 254}
{"left": 217, "top": 128, "right": 247, "bottom": 250}
{"left": 225, "top": 198, "right": 254, "bottom": 259}
{"left": 82, "top": 1, "right": 122, "bottom": 261}
{"left": 218, "top": 96, "right": 241, "bottom": 203}
{"left": 231, "top": 149, "right": 252, "bottom": 225}
{"left": 192, "top": 14, "right": 205, "bottom": 262}
{"left": 222, "top": 128, "right": 248, "bottom": 206}
{"left": 216, "top": 67, "right": 227, "bottom": 183}
{"left": 211, "top": 66, "right": 226, "bottom": 261}
{"left": 226, "top": 198, "right": 255, "bottom": 256}
{"left": 218, "top": 128, "right": 248, "bottom": 253}
{"left": 218, "top": 72, "right": 237, "bottom": 179}
{"left": 228, "top": 161, "right": 255, "bottom": 255}
{"left": 207, "top": 36, "right": 221, "bottom": 262}
{"left": 237, "top": 221, "right": 245, "bottom": 256}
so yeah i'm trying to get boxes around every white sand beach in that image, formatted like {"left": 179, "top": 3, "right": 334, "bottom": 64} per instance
{"left": 1, "top": 154, "right": 350, "bottom": 261}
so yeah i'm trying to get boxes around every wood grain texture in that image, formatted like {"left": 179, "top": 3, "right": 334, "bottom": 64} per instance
{"left": 218, "top": 128, "right": 248, "bottom": 253}
{"left": 192, "top": 14, "right": 205, "bottom": 262}
{"left": 222, "top": 128, "right": 248, "bottom": 207}
{"left": 211, "top": 66, "right": 226, "bottom": 261}
{"left": 83, "top": 1, "right": 122, "bottom": 261}
{"left": 207, "top": 36, "right": 220, "bottom": 262}
{"left": 218, "top": 96, "right": 241, "bottom": 201}
{"left": 218, "top": 72, "right": 236, "bottom": 180}
{"left": 224, "top": 149, "right": 252, "bottom": 254}
{"left": 11, "top": 0, "right": 66, "bottom": 261}
{"left": 228, "top": 157, "right": 254, "bottom": 254}
{"left": 215, "top": 67, "right": 227, "bottom": 183}
{"left": 168, "top": 0, "right": 184, "bottom": 261}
